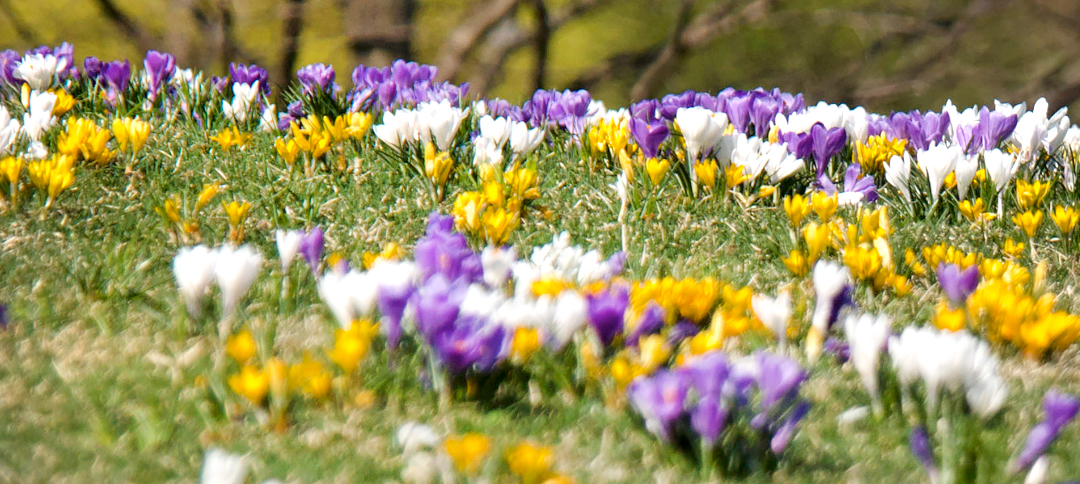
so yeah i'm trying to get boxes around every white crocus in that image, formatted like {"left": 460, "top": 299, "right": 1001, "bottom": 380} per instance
{"left": 843, "top": 313, "right": 891, "bottom": 410}
{"left": 13, "top": 53, "right": 64, "bottom": 92}
{"left": 222, "top": 82, "right": 259, "bottom": 123}
{"left": 459, "top": 284, "right": 506, "bottom": 320}
{"left": 751, "top": 290, "right": 792, "bottom": 347}
{"left": 478, "top": 115, "right": 511, "bottom": 149}
{"left": 373, "top": 109, "right": 417, "bottom": 149}
{"left": 1024, "top": 456, "right": 1049, "bottom": 484}
{"left": 730, "top": 135, "right": 767, "bottom": 179}
{"left": 509, "top": 121, "right": 545, "bottom": 157}
{"left": 418, "top": 100, "right": 468, "bottom": 151}
{"left": 807, "top": 260, "right": 851, "bottom": 362}
{"left": 396, "top": 422, "right": 441, "bottom": 455}
{"left": 200, "top": 448, "right": 249, "bottom": 484}
{"left": 965, "top": 340, "right": 1008, "bottom": 419}
{"left": 676, "top": 107, "right": 727, "bottom": 161}
{"left": 884, "top": 152, "right": 912, "bottom": 203}
{"left": 22, "top": 90, "right": 56, "bottom": 141}
{"left": 472, "top": 136, "right": 504, "bottom": 168}
{"left": 888, "top": 326, "right": 927, "bottom": 386}
{"left": 984, "top": 148, "right": 1019, "bottom": 194}
{"left": 214, "top": 245, "right": 263, "bottom": 318}
{"left": 0, "top": 106, "right": 21, "bottom": 156}
{"left": 24, "top": 140, "right": 47, "bottom": 160}
{"left": 258, "top": 103, "right": 278, "bottom": 132}
{"left": 763, "top": 141, "right": 804, "bottom": 184}
{"left": 954, "top": 152, "right": 980, "bottom": 201}
{"left": 173, "top": 245, "right": 218, "bottom": 318}
{"left": 917, "top": 143, "right": 962, "bottom": 204}
{"left": 274, "top": 229, "right": 302, "bottom": 273}
{"left": 549, "top": 290, "right": 587, "bottom": 349}
{"left": 481, "top": 245, "right": 517, "bottom": 288}
{"left": 318, "top": 269, "right": 358, "bottom": 328}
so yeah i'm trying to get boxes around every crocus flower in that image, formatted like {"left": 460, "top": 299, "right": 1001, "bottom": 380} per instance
{"left": 629, "top": 118, "right": 669, "bottom": 159}
{"left": 690, "top": 397, "right": 728, "bottom": 444}
{"left": 626, "top": 303, "right": 666, "bottom": 347}
{"left": 411, "top": 274, "right": 467, "bottom": 338}
{"left": 917, "top": 143, "right": 963, "bottom": 204}
{"left": 142, "top": 50, "right": 175, "bottom": 102}
{"left": 884, "top": 152, "right": 912, "bottom": 203}
{"left": 810, "top": 261, "right": 853, "bottom": 338}
{"left": 549, "top": 291, "right": 587, "bottom": 349}
{"left": 396, "top": 421, "right": 441, "bottom": 455}
{"left": 509, "top": 120, "right": 545, "bottom": 157}
{"left": 586, "top": 285, "right": 629, "bottom": 346}
{"left": 430, "top": 314, "right": 508, "bottom": 373}
{"left": 1044, "top": 389, "right": 1080, "bottom": 430}
{"left": 298, "top": 227, "right": 324, "bottom": 274}
{"left": 818, "top": 163, "right": 878, "bottom": 206}
{"left": 627, "top": 369, "right": 688, "bottom": 441}
{"left": 173, "top": 245, "right": 218, "bottom": 318}
{"left": 101, "top": 60, "right": 131, "bottom": 102}
{"left": 214, "top": 245, "right": 263, "bottom": 318}
{"left": 676, "top": 107, "right": 727, "bottom": 161}
{"left": 909, "top": 426, "right": 938, "bottom": 481}
{"left": 1013, "top": 421, "right": 1058, "bottom": 472}
{"left": 296, "top": 63, "right": 336, "bottom": 94}
{"left": 937, "top": 262, "right": 978, "bottom": 306}
{"left": 13, "top": 53, "right": 64, "bottom": 91}
{"left": 843, "top": 313, "right": 891, "bottom": 406}
{"left": 984, "top": 148, "right": 1019, "bottom": 194}
{"left": 751, "top": 290, "right": 792, "bottom": 347}
{"left": 418, "top": 99, "right": 469, "bottom": 151}
{"left": 770, "top": 401, "right": 809, "bottom": 454}
{"left": 200, "top": 448, "right": 250, "bottom": 484}
{"left": 810, "top": 123, "right": 848, "bottom": 174}
{"left": 756, "top": 352, "right": 807, "bottom": 411}
{"left": 274, "top": 229, "right": 302, "bottom": 273}
{"left": 317, "top": 269, "right": 359, "bottom": 328}
{"left": 372, "top": 259, "right": 417, "bottom": 348}
{"left": 478, "top": 115, "right": 511, "bottom": 148}
{"left": 228, "top": 62, "right": 270, "bottom": 94}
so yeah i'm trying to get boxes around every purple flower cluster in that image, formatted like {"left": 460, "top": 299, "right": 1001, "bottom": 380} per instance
{"left": 521, "top": 89, "right": 594, "bottom": 135}
{"left": 954, "top": 107, "right": 1018, "bottom": 155}
{"left": 780, "top": 123, "right": 847, "bottom": 174}
{"left": 1012, "top": 389, "right": 1080, "bottom": 472}
{"left": 414, "top": 213, "right": 483, "bottom": 284}
{"left": 627, "top": 351, "right": 809, "bottom": 458}
{"left": 936, "top": 262, "right": 978, "bottom": 306}
{"left": 873, "top": 110, "right": 951, "bottom": 151}
{"left": 586, "top": 285, "right": 629, "bottom": 346}
{"left": 348, "top": 60, "right": 468, "bottom": 112}
{"left": 817, "top": 163, "right": 878, "bottom": 204}
{"left": 297, "top": 63, "right": 337, "bottom": 95}
{"left": 83, "top": 58, "right": 131, "bottom": 104}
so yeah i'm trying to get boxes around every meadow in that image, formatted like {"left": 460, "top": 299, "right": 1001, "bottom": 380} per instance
{"left": 1, "top": 45, "right": 1080, "bottom": 484}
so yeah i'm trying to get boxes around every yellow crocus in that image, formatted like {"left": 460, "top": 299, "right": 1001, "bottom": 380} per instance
{"left": 443, "top": 433, "right": 492, "bottom": 475}
{"left": 111, "top": 117, "right": 151, "bottom": 155}
{"left": 328, "top": 319, "right": 378, "bottom": 373}
{"left": 195, "top": 182, "right": 221, "bottom": 213}
{"left": 345, "top": 112, "right": 374, "bottom": 139}
{"left": 51, "top": 89, "right": 75, "bottom": 116}
{"left": 1016, "top": 179, "right": 1051, "bottom": 211}
{"left": 424, "top": 142, "right": 454, "bottom": 188}
{"left": 482, "top": 207, "right": 518, "bottom": 246}
{"left": 289, "top": 355, "right": 332, "bottom": 400}
{"left": 226, "top": 329, "right": 257, "bottom": 364}
{"left": 694, "top": 159, "right": 718, "bottom": 192}
{"left": 222, "top": 201, "right": 252, "bottom": 227}
{"left": 802, "top": 221, "right": 832, "bottom": 263}
{"left": 724, "top": 163, "right": 751, "bottom": 189}
{"left": 645, "top": 158, "right": 670, "bottom": 186}
{"left": 811, "top": 191, "right": 838, "bottom": 222}
{"left": 452, "top": 191, "right": 485, "bottom": 234}
{"left": 275, "top": 137, "right": 300, "bottom": 165}
{"left": 211, "top": 127, "right": 251, "bottom": 150}
{"left": 510, "top": 327, "right": 542, "bottom": 364}
{"left": 782, "top": 250, "right": 809, "bottom": 277}
{"left": 27, "top": 154, "right": 75, "bottom": 206}
{"left": 228, "top": 365, "right": 270, "bottom": 405}
{"left": 1012, "top": 210, "right": 1043, "bottom": 239}
{"left": 506, "top": 442, "right": 554, "bottom": 484}
{"left": 0, "top": 156, "right": 23, "bottom": 185}
{"left": 1003, "top": 238, "right": 1025, "bottom": 258}
{"left": 959, "top": 198, "right": 995, "bottom": 223}
{"left": 855, "top": 133, "right": 907, "bottom": 174}
{"left": 1050, "top": 205, "right": 1079, "bottom": 236}
{"left": 934, "top": 300, "right": 966, "bottom": 331}
{"left": 783, "top": 194, "right": 811, "bottom": 227}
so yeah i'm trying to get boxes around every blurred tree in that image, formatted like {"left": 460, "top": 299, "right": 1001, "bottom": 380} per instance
{"left": 2, "top": 0, "right": 1080, "bottom": 115}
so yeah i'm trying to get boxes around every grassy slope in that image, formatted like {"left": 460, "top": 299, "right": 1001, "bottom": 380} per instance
{"left": 1, "top": 119, "right": 1080, "bottom": 484}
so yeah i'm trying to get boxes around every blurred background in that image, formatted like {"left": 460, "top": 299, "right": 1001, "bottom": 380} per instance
{"left": 2, "top": 0, "right": 1080, "bottom": 113}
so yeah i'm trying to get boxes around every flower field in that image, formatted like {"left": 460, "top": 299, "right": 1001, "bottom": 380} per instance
{"left": 3, "top": 43, "right": 1080, "bottom": 484}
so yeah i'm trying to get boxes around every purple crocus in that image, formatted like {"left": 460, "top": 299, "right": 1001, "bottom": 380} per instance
{"left": 82, "top": 56, "right": 103, "bottom": 83}
{"left": 690, "top": 397, "right": 728, "bottom": 444}
{"left": 586, "top": 285, "right": 629, "bottom": 346}
{"left": 0, "top": 50, "right": 21, "bottom": 86}
{"left": 101, "top": 60, "right": 131, "bottom": 104}
{"left": 411, "top": 275, "right": 467, "bottom": 338}
{"left": 377, "top": 280, "right": 414, "bottom": 349}
{"left": 770, "top": 401, "right": 809, "bottom": 454}
{"left": 430, "top": 314, "right": 508, "bottom": 374}
{"left": 750, "top": 94, "right": 781, "bottom": 138}
{"left": 756, "top": 352, "right": 807, "bottom": 411}
{"left": 297, "top": 63, "right": 336, "bottom": 94}
{"left": 298, "top": 227, "right": 324, "bottom": 274}
{"left": 143, "top": 50, "right": 175, "bottom": 102}
{"left": 666, "top": 321, "right": 700, "bottom": 347}
{"left": 681, "top": 350, "right": 731, "bottom": 400}
{"left": 937, "top": 262, "right": 979, "bottom": 306}
{"left": 625, "top": 303, "right": 666, "bottom": 347}
{"left": 414, "top": 213, "right": 481, "bottom": 283}
{"left": 627, "top": 369, "right": 689, "bottom": 441}
{"left": 779, "top": 130, "right": 814, "bottom": 160}
{"left": 1044, "top": 389, "right": 1080, "bottom": 430}
{"left": 723, "top": 91, "right": 753, "bottom": 135}
{"left": 818, "top": 163, "right": 878, "bottom": 205}
{"left": 822, "top": 337, "right": 850, "bottom": 363}
{"left": 631, "top": 99, "right": 662, "bottom": 122}
{"left": 909, "top": 426, "right": 938, "bottom": 479}
{"left": 975, "top": 107, "right": 1017, "bottom": 153}
{"left": 810, "top": 123, "right": 848, "bottom": 175}
{"left": 1012, "top": 389, "right": 1080, "bottom": 472}
{"left": 629, "top": 118, "right": 669, "bottom": 159}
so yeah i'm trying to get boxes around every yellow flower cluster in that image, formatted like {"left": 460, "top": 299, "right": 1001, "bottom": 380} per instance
{"left": 967, "top": 279, "right": 1080, "bottom": 358}
{"left": 452, "top": 163, "right": 539, "bottom": 245}
{"left": 587, "top": 118, "right": 631, "bottom": 159}
{"left": 856, "top": 133, "right": 907, "bottom": 174}
{"left": 275, "top": 113, "right": 374, "bottom": 166}
{"left": 226, "top": 319, "right": 380, "bottom": 423}
{"left": 27, "top": 154, "right": 76, "bottom": 208}
{"left": 630, "top": 277, "right": 721, "bottom": 325}
{"left": 57, "top": 117, "right": 113, "bottom": 166}
{"left": 111, "top": 117, "right": 151, "bottom": 156}
{"left": 156, "top": 182, "right": 222, "bottom": 241}
{"left": 211, "top": 126, "right": 251, "bottom": 150}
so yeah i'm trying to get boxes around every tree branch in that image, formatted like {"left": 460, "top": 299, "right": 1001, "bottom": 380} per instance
{"left": 530, "top": 0, "right": 550, "bottom": 91}
{"left": 434, "top": 0, "right": 521, "bottom": 81}
{"left": 277, "top": 0, "right": 306, "bottom": 91}
{"left": 93, "top": 0, "right": 160, "bottom": 53}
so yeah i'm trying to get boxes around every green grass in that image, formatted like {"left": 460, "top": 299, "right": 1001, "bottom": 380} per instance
{"left": 2, "top": 118, "right": 1080, "bottom": 484}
